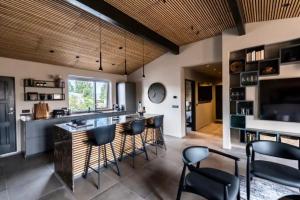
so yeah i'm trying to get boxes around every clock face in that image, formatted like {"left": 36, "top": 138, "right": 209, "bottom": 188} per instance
{"left": 148, "top": 82, "right": 166, "bottom": 104}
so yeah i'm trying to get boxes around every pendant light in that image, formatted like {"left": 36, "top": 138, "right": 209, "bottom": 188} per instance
{"left": 124, "top": 34, "right": 128, "bottom": 75}
{"left": 98, "top": 22, "right": 103, "bottom": 71}
{"left": 142, "top": 39, "right": 145, "bottom": 78}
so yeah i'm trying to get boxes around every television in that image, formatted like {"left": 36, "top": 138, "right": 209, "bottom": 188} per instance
{"left": 259, "top": 78, "right": 300, "bottom": 122}
{"left": 198, "top": 85, "right": 212, "bottom": 102}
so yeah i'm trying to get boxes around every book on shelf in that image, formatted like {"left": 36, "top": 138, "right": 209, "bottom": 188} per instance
{"left": 251, "top": 51, "right": 256, "bottom": 61}
{"left": 256, "top": 51, "right": 261, "bottom": 60}
{"left": 246, "top": 52, "right": 251, "bottom": 62}
{"left": 260, "top": 49, "right": 264, "bottom": 60}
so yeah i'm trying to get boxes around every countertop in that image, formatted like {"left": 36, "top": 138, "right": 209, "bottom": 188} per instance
{"left": 20, "top": 110, "right": 127, "bottom": 123}
{"left": 55, "top": 114, "right": 160, "bottom": 133}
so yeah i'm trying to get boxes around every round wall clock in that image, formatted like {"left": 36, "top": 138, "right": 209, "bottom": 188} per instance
{"left": 148, "top": 82, "right": 166, "bottom": 104}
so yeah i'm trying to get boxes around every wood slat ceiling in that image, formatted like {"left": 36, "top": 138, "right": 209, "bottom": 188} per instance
{"left": 1, "top": 0, "right": 300, "bottom": 75}
{"left": 241, "top": 0, "right": 300, "bottom": 23}
{"left": 106, "top": 0, "right": 300, "bottom": 46}
{"left": 0, "top": 0, "right": 167, "bottom": 75}
{"left": 105, "top": 0, "right": 236, "bottom": 46}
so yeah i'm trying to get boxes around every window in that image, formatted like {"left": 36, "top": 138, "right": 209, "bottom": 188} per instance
{"left": 68, "top": 78, "right": 109, "bottom": 112}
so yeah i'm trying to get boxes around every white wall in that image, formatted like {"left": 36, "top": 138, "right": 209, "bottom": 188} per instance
{"left": 0, "top": 57, "right": 126, "bottom": 153}
{"left": 222, "top": 17, "right": 300, "bottom": 149}
{"left": 128, "top": 36, "right": 222, "bottom": 138}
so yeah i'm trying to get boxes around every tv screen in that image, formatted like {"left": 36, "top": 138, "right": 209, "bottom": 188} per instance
{"left": 260, "top": 78, "right": 300, "bottom": 122}
{"left": 198, "top": 86, "right": 212, "bottom": 102}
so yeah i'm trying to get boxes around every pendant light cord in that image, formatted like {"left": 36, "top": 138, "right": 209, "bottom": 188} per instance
{"left": 142, "top": 39, "right": 145, "bottom": 78}
{"left": 99, "top": 21, "right": 103, "bottom": 71}
{"left": 124, "top": 34, "right": 127, "bottom": 75}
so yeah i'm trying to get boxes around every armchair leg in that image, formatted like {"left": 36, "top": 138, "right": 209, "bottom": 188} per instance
{"left": 246, "top": 173, "right": 250, "bottom": 200}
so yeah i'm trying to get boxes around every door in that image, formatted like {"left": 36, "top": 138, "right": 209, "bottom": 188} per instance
{"left": 185, "top": 80, "right": 196, "bottom": 131}
{"left": 0, "top": 76, "right": 16, "bottom": 154}
{"left": 215, "top": 85, "right": 223, "bottom": 120}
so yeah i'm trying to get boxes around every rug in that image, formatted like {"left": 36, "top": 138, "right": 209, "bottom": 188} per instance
{"left": 240, "top": 176, "right": 299, "bottom": 200}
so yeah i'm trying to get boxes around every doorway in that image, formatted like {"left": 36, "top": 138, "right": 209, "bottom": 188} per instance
{"left": 184, "top": 63, "right": 223, "bottom": 137}
{"left": 0, "top": 76, "right": 16, "bottom": 155}
{"left": 185, "top": 80, "right": 196, "bottom": 132}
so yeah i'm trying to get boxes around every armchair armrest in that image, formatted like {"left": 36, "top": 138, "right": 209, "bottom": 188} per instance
{"left": 209, "top": 148, "right": 240, "bottom": 161}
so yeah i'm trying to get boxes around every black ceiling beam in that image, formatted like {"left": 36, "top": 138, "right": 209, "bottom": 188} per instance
{"left": 66, "top": 0, "right": 180, "bottom": 54}
{"left": 227, "top": 0, "right": 246, "bottom": 35}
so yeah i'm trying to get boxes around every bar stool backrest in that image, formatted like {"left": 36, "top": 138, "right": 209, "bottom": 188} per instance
{"left": 154, "top": 115, "right": 163, "bottom": 128}
{"left": 131, "top": 119, "right": 145, "bottom": 135}
{"left": 87, "top": 124, "right": 116, "bottom": 146}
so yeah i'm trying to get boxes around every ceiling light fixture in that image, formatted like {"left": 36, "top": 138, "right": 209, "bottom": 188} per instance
{"left": 98, "top": 22, "right": 103, "bottom": 71}
{"left": 282, "top": 3, "right": 291, "bottom": 7}
{"left": 142, "top": 39, "right": 145, "bottom": 78}
{"left": 124, "top": 34, "right": 128, "bottom": 76}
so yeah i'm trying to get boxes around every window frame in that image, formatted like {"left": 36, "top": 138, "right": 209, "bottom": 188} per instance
{"left": 68, "top": 77, "right": 110, "bottom": 113}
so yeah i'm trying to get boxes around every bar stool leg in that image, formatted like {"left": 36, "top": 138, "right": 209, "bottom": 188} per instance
{"left": 103, "top": 144, "right": 108, "bottom": 168}
{"left": 155, "top": 129, "right": 158, "bottom": 155}
{"left": 140, "top": 133, "right": 149, "bottom": 160}
{"left": 145, "top": 128, "right": 149, "bottom": 143}
{"left": 97, "top": 146, "right": 101, "bottom": 190}
{"left": 110, "top": 142, "right": 121, "bottom": 176}
{"left": 83, "top": 145, "right": 92, "bottom": 178}
{"left": 132, "top": 135, "right": 136, "bottom": 168}
{"left": 119, "top": 134, "right": 126, "bottom": 161}
{"left": 160, "top": 127, "right": 167, "bottom": 150}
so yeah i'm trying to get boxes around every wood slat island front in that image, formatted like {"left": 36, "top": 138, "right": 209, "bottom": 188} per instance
{"left": 54, "top": 114, "right": 162, "bottom": 191}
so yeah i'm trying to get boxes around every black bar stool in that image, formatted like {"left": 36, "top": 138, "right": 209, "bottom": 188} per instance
{"left": 119, "top": 119, "right": 149, "bottom": 168}
{"left": 145, "top": 115, "right": 166, "bottom": 155}
{"left": 82, "top": 124, "right": 120, "bottom": 190}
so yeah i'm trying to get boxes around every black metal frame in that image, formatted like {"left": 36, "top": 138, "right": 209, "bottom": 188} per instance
{"left": 119, "top": 132, "right": 149, "bottom": 168}
{"left": 66, "top": 0, "right": 179, "bottom": 54}
{"left": 83, "top": 142, "right": 120, "bottom": 190}
{"left": 176, "top": 146, "right": 240, "bottom": 200}
{"left": 144, "top": 126, "right": 167, "bottom": 155}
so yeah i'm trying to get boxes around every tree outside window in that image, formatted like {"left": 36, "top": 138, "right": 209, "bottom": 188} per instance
{"left": 68, "top": 79, "right": 109, "bottom": 112}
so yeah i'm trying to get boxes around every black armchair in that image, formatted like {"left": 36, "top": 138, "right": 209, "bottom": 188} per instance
{"left": 176, "top": 146, "right": 240, "bottom": 200}
{"left": 246, "top": 141, "right": 300, "bottom": 200}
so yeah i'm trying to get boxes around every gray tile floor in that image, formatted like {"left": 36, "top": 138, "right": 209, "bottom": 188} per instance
{"left": 0, "top": 133, "right": 297, "bottom": 200}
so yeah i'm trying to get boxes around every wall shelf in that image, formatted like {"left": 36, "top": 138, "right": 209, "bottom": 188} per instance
{"left": 23, "top": 79, "right": 65, "bottom": 101}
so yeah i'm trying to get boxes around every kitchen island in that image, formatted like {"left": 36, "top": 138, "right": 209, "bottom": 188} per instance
{"left": 54, "top": 114, "right": 163, "bottom": 191}
{"left": 21, "top": 110, "right": 129, "bottom": 158}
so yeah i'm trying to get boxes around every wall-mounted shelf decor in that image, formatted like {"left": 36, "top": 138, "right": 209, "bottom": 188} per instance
{"left": 23, "top": 79, "right": 65, "bottom": 101}
{"left": 241, "top": 71, "right": 259, "bottom": 86}
{"left": 230, "top": 87, "right": 245, "bottom": 101}
{"left": 259, "top": 58, "right": 280, "bottom": 76}
{"left": 230, "top": 115, "right": 246, "bottom": 129}
{"left": 229, "top": 38, "right": 300, "bottom": 145}
{"left": 237, "top": 101, "right": 253, "bottom": 115}
{"left": 281, "top": 44, "right": 300, "bottom": 65}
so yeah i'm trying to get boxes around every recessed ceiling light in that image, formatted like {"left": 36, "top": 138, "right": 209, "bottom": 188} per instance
{"left": 49, "top": 50, "right": 54, "bottom": 53}
{"left": 282, "top": 3, "right": 290, "bottom": 7}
